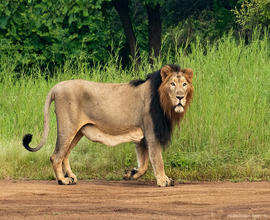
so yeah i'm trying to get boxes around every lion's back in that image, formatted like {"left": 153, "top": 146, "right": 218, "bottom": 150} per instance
{"left": 52, "top": 79, "right": 148, "bottom": 132}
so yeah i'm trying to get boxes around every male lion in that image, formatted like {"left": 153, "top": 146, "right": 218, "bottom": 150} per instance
{"left": 23, "top": 64, "right": 194, "bottom": 187}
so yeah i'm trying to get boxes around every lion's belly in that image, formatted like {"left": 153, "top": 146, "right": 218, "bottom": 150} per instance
{"left": 80, "top": 124, "right": 144, "bottom": 146}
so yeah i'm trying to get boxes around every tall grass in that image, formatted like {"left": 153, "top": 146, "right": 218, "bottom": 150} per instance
{"left": 1, "top": 30, "right": 270, "bottom": 182}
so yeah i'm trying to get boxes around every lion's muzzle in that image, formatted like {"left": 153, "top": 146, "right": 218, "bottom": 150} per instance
{"left": 174, "top": 96, "right": 185, "bottom": 113}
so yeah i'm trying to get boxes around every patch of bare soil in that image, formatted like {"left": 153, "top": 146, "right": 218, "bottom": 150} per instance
{"left": 0, "top": 180, "right": 269, "bottom": 219}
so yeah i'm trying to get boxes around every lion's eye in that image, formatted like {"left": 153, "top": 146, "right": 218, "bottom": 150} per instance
{"left": 170, "top": 82, "right": 176, "bottom": 87}
{"left": 183, "top": 83, "right": 187, "bottom": 87}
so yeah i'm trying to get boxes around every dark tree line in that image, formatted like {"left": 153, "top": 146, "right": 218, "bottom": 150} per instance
{"left": 0, "top": 0, "right": 269, "bottom": 68}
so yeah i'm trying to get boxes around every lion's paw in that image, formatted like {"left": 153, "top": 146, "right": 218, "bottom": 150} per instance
{"left": 58, "top": 175, "right": 77, "bottom": 185}
{"left": 65, "top": 174, "right": 78, "bottom": 184}
{"left": 157, "top": 176, "right": 174, "bottom": 187}
{"left": 123, "top": 168, "right": 139, "bottom": 180}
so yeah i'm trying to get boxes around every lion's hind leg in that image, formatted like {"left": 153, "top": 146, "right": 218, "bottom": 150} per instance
{"left": 62, "top": 131, "right": 83, "bottom": 185}
{"left": 50, "top": 130, "right": 82, "bottom": 185}
{"left": 123, "top": 138, "right": 149, "bottom": 180}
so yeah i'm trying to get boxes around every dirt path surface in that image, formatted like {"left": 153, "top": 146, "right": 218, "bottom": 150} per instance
{"left": 0, "top": 180, "right": 270, "bottom": 219}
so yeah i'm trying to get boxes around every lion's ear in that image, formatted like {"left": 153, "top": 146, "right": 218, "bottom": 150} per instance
{"left": 183, "top": 68, "right": 193, "bottom": 82}
{"left": 160, "top": 66, "right": 172, "bottom": 82}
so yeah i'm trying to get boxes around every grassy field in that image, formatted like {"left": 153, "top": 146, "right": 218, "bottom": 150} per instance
{"left": 1, "top": 31, "right": 270, "bottom": 182}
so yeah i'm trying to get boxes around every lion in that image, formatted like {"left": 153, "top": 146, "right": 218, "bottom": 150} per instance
{"left": 23, "top": 64, "right": 194, "bottom": 187}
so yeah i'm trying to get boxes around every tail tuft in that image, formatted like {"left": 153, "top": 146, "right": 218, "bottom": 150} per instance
{"left": 23, "top": 134, "right": 33, "bottom": 151}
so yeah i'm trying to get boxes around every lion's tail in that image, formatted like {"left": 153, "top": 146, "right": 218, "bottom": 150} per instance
{"left": 23, "top": 89, "right": 54, "bottom": 152}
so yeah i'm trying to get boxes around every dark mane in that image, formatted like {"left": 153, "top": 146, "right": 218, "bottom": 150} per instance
{"left": 129, "top": 73, "right": 151, "bottom": 87}
{"left": 129, "top": 65, "right": 182, "bottom": 146}
{"left": 129, "top": 64, "right": 180, "bottom": 87}
{"left": 129, "top": 79, "right": 147, "bottom": 86}
{"left": 166, "top": 64, "right": 181, "bottom": 72}
{"left": 148, "top": 69, "right": 172, "bottom": 146}
{"left": 129, "top": 65, "right": 176, "bottom": 146}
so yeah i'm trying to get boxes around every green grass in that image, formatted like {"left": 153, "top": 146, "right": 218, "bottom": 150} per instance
{"left": 1, "top": 30, "right": 270, "bottom": 182}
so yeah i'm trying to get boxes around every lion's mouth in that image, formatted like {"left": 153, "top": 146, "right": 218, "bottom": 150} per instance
{"left": 174, "top": 103, "right": 184, "bottom": 113}
{"left": 175, "top": 103, "right": 183, "bottom": 108}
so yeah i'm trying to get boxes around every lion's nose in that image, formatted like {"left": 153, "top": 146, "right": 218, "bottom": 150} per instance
{"left": 177, "top": 96, "right": 184, "bottom": 101}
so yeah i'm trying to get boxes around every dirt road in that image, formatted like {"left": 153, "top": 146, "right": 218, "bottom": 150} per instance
{"left": 0, "top": 179, "right": 269, "bottom": 219}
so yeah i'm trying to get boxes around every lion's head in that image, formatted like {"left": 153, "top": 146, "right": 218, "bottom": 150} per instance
{"left": 130, "top": 64, "right": 194, "bottom": 146}
{"left": 158, "top": 65, "right": 194, "bottom": 124}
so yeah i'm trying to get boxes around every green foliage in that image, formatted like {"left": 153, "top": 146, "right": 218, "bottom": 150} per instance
{"left": 161, "top": 0, "right": 240, "bottom": 55}
{"left": 232, "top": 0, "right": 270, "bottom": 30}
{"left": 125, "top": 152, "right": 133, "bottom": 168}
{"left": 0, "top": 0, "right": 112, "bottom": 67}
{"left": 212, "top": 0, "right": 236, "bottom": 33}
{"left": 0, "top": 0, "right": 244, "bottom": 69}
{"left": 141, "top": 0, "right": 164, "bottom": 7}
{"left": 130, "top": 0, "right": 148, "bottom": 53}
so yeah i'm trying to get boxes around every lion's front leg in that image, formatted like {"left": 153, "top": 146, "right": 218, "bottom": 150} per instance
{"left": 148, "top": 140, "right": 174, "bottom": 187}
{"left": 123, "top": 139, "right": 149, "bottom": 180}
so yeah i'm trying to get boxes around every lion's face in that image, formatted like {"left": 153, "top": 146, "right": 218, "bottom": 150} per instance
{"left": 159, "top": 65, "right": 194, "bottom": 118}
{"left": 167, "top": 72, "right": 189, "bottom": 113}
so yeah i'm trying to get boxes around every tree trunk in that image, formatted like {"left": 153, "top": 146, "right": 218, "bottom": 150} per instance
{"left": 245, "top": 29, "right": 249, "bottom": 45}
{"left": 112, "top": 0, "right": 140, "bottom": 62}
{"left": 147, "top": 3, "right": 161, "bottom": 64}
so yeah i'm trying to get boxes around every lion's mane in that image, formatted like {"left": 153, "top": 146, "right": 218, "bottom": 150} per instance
{"left": 130, "top": 64, "right": 194, "bottom": 146}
